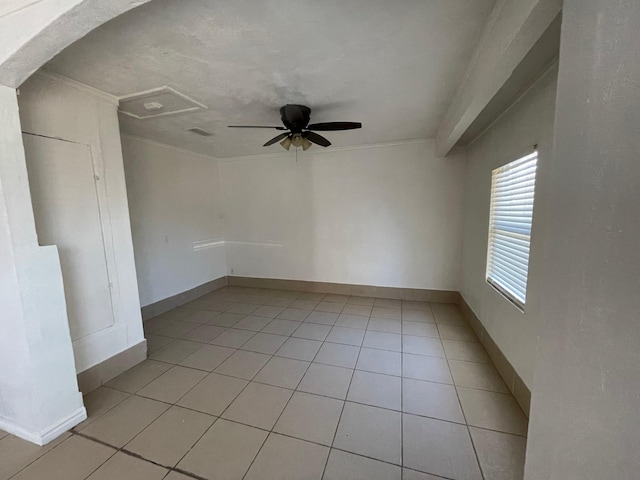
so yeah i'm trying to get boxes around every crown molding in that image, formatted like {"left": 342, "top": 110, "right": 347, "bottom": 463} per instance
{"left": 0, "top": 0, "right": 44, "bottom": 19}
{"left": 122, "top": 134, "right": 439, "bottom": 163}
{"left": 34, "top": 69, "right": 119, "bottom": 106}
{"left": 218, "top": 138, "right": 435, "bottom": 163}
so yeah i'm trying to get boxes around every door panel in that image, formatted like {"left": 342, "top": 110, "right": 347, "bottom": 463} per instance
{"left": 23, "top": 133, "right": 115, "bottom": 340}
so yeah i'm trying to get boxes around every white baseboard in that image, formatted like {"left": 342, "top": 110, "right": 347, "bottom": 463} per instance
{"left": 0, "top": 403, "right": 87, "bottom": 446}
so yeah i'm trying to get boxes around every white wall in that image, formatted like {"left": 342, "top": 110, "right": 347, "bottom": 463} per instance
{"left": 121, "top": 139, "right": 464, "bottom": 303}
{"left": 460, "top": 65, "right": 558, "bottom": 387}
{"left": 0, "top": 84, "right": 85, "bottom": 444}
{"left": 220, "top": 140, "right": 465, "bottom": 291}
{"left": 525, "top": 1, "right": 640, "bottom": 477}
{"left": 122, "top": 136, "right": 226, "bottom": 306}
{"left": 18, "top": 72, "right": 144, "bottom": 373}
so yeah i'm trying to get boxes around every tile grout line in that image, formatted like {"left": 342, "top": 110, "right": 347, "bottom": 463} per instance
{"left": 435, "top": 300, "right": 486, "bottom": 480}
{"left": 147, "top": 354, "right": 514, "bottom": 399}
{"left": 114, "top": 384, "right": 527, "bottom": 441}
{"left": 111, "top": 373, "right": 214, "bottom": 474}
{"left": 76, "top": 437, "right": 119, "bottom": 480}
{"left": 239, "top": 318, "right": 329, "bottom": 480}
{"left": 5, "top": 432, "right": 90, "bottom": 480}
{"left": 400, "top": 307, "right": 404, "bottom": 473}
{"left": 81, "top": 289, "right": 519, "bottom": 479}
{"left": 153, "top": 329, "right": 482, "bottom": 362}
{"left": 143, "top": 315, "right": 522, "bottom": 413}
{"left": 327, "top": 295, "right": 364, "bottom": 480}
{"left": 83, "top": 368, "right": 215, "bottom": 479}
{"left": 400, "top": 303, "right": 480, "bottom": 480}
{"left": 71, "top": 429, "right": 208, "bottom": 480}
{"left": 74, "top": 402, "right": 461, "bottom": 480}
{"left": 139, "top": 312, "right": 526, "bottom": 435}
{"left": 126, "top": 315, "right": 272, "bottom": 478}
{"left": 320, "top": 318, "right": 364, "bottom": 480}
{"left": 127, "top": 303, "right": 319, "bottom": 480}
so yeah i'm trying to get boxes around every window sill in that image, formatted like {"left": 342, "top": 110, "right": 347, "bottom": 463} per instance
{"left": 486, "top": 278, "right": 525, "bottom": 313}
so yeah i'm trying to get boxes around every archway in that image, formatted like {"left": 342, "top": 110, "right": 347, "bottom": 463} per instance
{"left": 0, "top": 0, "right": 153, "bottom": 87}
{"left": 0, "top": 0, "right": 155, "bottom": 444}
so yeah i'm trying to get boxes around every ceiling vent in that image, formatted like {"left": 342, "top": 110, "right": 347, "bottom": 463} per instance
{"left": 118, "top": 86, "right": 207, "bottom": 120}
{"left": 187, "top": 127, "right": 213, "bottom": 137}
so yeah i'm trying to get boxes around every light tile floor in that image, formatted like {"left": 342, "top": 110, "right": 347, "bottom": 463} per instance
{"left": 0, "top": 286, "right": 528, "bottom": 480}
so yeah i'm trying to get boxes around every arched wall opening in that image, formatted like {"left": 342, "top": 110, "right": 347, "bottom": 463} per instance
{"left": 0, "top": 0, "right": 156, "bottom": 444}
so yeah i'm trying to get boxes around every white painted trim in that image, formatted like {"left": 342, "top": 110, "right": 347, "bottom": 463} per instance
{"left": 191, "top": 239, "right": 285, "bottom": 251}
{"left": 466, "top": 59, "right": 559, "bottom": 150}
{"left": 458, "top": 0, "right": 507, "bottom": 89}
{"left": 0, "top": 403, "right": 86, "bottom": 446}
{"left": 39, "top": 406, "right": 87, "bottom": 445}
{"left": 218, "top": 138, "right": 435, "bottom": 162}
{"left": 35, "top": 69, "right": 119, "bottom": 106}
{"left": 435, "top": 0, "right": 562, "bottom": 156}
{"left": 225, "top": 240, "right": 284, "bottom": 248}
{"left": 118, "top": 85, "right": 207, "bottom": 119}
{"left": 118, "top": 85, "right": 207, "bottom": 107}
{"left": 123, "top": 134, "right": 435, "bottom": 162}
{"left": 0, "top": 0, "right": 45, "bottom": 19}
{"left": 193, "top": 238, "right": 225, "bottom": 251}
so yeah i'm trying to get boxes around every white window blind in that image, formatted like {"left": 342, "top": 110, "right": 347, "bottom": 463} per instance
{"left": 486, "top": 151, "right": 538, "bottom": 309}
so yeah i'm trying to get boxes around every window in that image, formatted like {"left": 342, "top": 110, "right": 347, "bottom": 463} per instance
{"left": 486, "top": 151, "right": 538, "bottom": 309}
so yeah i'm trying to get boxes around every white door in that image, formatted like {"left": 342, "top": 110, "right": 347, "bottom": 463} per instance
{"left": 23, "top": 133, "right": 115, "bottom": 340}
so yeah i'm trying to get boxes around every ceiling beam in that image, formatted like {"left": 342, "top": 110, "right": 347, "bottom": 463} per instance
{"left": 435, "top": 0, "right": 562, "bottom": 157}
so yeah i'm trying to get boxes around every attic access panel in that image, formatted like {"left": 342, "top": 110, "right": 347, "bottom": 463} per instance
{"left": 118, "top": 86, "right": 207, "bottom": 119}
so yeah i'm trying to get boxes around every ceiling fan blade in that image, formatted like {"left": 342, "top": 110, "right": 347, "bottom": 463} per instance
{"left": 263, "top": 132, "right": 290, "bottom": 147}
{"left": 228, "top": 125, "right": 287, "bottom": 130}
{"left": 303, "top": 131, "right": 331, "bottom": 147}
{"left": 306, "top": 122, "right": 362, "bottom": 131}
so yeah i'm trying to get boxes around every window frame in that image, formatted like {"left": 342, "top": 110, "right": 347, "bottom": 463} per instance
{"left": 485, "top": 150, "right": 538, "bottom": 311}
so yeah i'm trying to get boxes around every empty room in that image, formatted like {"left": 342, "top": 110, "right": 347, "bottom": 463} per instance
{"left": 0, "top": 0, "right": 638, "bottom": 479}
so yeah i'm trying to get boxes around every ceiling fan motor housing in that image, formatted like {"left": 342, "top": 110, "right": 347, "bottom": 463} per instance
{"left": 280, "top": 104, "right": 311, "bottom": 132}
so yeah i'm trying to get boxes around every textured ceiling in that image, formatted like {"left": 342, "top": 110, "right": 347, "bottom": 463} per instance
{"left": 45, "top": 0, "right": 495, "bottom": 157}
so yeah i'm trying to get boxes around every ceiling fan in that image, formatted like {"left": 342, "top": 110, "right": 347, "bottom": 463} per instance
{"left": 228, "top": 104, "right": 362, "bottom": 151}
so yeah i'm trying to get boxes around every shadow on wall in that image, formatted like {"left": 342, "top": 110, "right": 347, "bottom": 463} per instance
{"left": 222, "top": 151, "right": 317, "bottom": 281}
{"left": 308, "top": 148, "right": 409, "bottom": 284}
{"left": 220, "top": 140, "right": 465, "bottom": 290}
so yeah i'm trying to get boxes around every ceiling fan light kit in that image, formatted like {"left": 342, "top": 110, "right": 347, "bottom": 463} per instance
{"left": 301, "top": 138, "right": 313, "bottom": 151}
{"left": 280, "top": 136, "right": 292, "bottom": 150}
{"left": 228, "top": 104, "right": 362, "bottom": 152}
